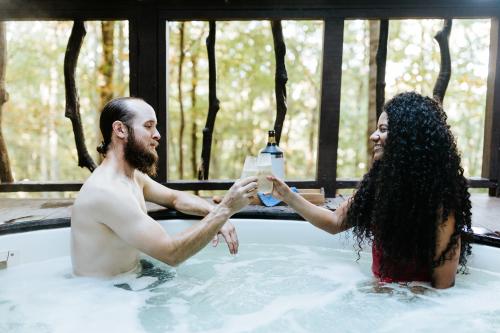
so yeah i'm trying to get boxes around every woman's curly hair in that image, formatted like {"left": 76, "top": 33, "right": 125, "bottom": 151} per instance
{"left": 345, "top": 92, "right": 472, "bottom": 279}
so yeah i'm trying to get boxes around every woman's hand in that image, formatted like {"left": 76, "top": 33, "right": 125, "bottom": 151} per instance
{"left": 267, "top": 175, "right": 295, "bottom": 203}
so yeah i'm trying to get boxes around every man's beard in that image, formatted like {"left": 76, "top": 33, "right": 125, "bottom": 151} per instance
{"left": 124, "top": 128, "right": 158, "bottom": 177}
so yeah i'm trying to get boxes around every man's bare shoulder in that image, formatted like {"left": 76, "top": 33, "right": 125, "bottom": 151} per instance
{"left": 133, "top": 169, "right": 147, "bottom": 181}
{"left": 73, "top": 174, "right": 135, "bottom": 221}
{"left": 133, "top": 170, "right": 159, "bottom": 190}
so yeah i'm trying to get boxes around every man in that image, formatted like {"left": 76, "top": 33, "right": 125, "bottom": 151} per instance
{"left": 71, "top": 97, "right": 258, "bottom": 277}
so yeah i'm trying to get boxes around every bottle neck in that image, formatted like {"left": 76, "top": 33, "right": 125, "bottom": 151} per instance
{"left": 262, "top": 136, "right": 283, "bottom": 156}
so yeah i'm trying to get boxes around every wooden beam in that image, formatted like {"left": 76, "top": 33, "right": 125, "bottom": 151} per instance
{"left": 317, "top": 19, "right": 344, "bottom": 197}
{"left": 166, "top": 180, "right": 322, "bottom": 191}
{"left": 158, "top": 0, "right": 500, "bottom": 21}
{"left": 0, "top": 1, "right": 499, "bottom": 20}
{"left": 0, "top": 177, "right": 495, "bottom": 192}
{"left": 0, "top": 182, "right": 83, "bottom": 192}
{"left": 0, "top": 0, "right": 137, "bottom": 20}
{"left": 483, "top": 17, "right": 500, "bottom": 196}
{"left": 468, "top": 177, "right": 498, "bottom": 188}
{"left": 159, "top": 18, "right": 168, "bottom": 181}
{"left": 376, "top": 19, "right": 388, "bottom": 119}
{"left": 129, "top": 7, "right": 167, "bottom": 182}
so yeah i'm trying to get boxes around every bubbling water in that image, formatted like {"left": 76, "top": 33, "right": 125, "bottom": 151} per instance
{"left": 0, "top": 244, "right": 499, "bottom": 333}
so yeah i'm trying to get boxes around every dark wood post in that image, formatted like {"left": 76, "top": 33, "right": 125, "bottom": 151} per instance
{"left": 367, "top": 21, "right": 378, "bottom": 166}
{"left": 198, "top": 21, "right": 220, "bottom": 180}
{"left": 376, "top": 19, "right": 389, "bottom": 119}
{"left": 129, "top": 7, "right": 167, "bottom": 182}
{"left": 64, "top": 20, "right": 97, "bottom": 172}
{"left": 317, "top": 19, "right": 344, "bottom": 197}
{"left": 483, "top": 17, "right": 500, "bottom": 196}
{"left": 271, "top": 20, "right": 288, "bottom": 145}
{"left": 433, "top": 19, "right": 452, "bottom": 104}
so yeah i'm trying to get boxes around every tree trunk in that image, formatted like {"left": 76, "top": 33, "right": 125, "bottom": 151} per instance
{"left": 64, "top": 20, "right": 97, "bottom": 172}
{"left": 375, "top": 20, "right": 389, "bottom": 119}
{"left": 433, "top": 19, "right": 452, "bottom": 104}
{"left": 308, "top": 99, "right": 318, "bottom": 172}
{"left": 49, "top": 66, "right": 59, "bottom": 182}
{"left": 40, "top": 76, "right": 48, "bottom": 182}
{"left": 40, "top": 121, "right": 48, "bottom": 181}
{"left": 97, "top": 21, "right": 115, "bottom": 163}
{"left": 198, "top": 21, "right": 220, "bottom": 180}
{"left": 99, "top": 21, "right": 115, "bottom": 109}
{"left": 0, "top": 22, "right": 13, "bottom": 183}
{"left": 271, "top": 20, "right": 288, "bottom": 145}
{"left": 190, "top": 43, "right": 199, "bottom": 179}
{"left": 116, "top": 21, "right": 126, "bottom": 96}
{"left": 367, "top": 20, "right": 388, "bottom": 166}
{"left": 178, "top": 22, "right": 186, "bottom": 179}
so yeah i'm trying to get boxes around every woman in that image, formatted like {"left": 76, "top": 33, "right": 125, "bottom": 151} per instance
{"left": 269, "top": 92, "right": 472, "bottom": 289}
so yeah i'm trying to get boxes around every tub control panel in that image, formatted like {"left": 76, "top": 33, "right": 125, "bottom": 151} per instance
{"left": 0, "top": 250, "right": 19, "bottom": 269}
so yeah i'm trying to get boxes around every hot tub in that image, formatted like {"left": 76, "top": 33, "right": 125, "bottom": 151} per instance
{"left": 1, "top": 219, "right": 499, "bottom": 333}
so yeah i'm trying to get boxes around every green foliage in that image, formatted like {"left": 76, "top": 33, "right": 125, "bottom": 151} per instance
{"left": 0, "top": 18, "right": 490, "bottom": 196}
{"left": 339, "top": 20, "right": 369, "bottom": 178}
{"left": 385, "top": 19, "right": 489, "bottom": 177}
{"left": 167, "top": 19, "right": 490, "bottom": 181}
{"left": 168, "top": 21, "right": 323, "bottom": 180}
{"left": 3, "top": 21, "right": 129, "bottom": 187}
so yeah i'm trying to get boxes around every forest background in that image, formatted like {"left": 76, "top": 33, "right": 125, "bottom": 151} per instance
{"left": 0, "top": 19, "right": 491, "bottom": 197}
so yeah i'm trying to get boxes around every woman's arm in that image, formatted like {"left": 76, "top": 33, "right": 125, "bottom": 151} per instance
{"left": 432, "top": 212, "right": 460, "bottom": 289}
{"left": 269, "top": 176, "right": 351, "bottom": 235}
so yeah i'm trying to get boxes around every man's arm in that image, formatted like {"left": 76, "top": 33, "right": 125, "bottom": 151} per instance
{"left": 139, "top": 172, "right": 213, "bottom": 216}
{"left": 94, "top": 178, "right": 257, "bottom": 266}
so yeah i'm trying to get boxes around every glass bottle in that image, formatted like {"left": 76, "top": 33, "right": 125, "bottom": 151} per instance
{"left": 260, "top": 130, "right": 285, "bottom": 179}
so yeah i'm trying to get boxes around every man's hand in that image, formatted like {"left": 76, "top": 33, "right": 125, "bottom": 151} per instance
{"left": 220, "top": 177, "right": 258, "bottom": 215}
{"left": 212, "top": 221, "right": 239, "bottom": 254}
{"left": 210, "top": 178, "right": 256, "bottom": 255}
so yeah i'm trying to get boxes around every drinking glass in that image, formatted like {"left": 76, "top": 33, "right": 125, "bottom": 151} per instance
{"left": 256, "top": 153, "right": 273, "bottom": 193}
{"left": 241, "top": 156, "right": 258, "bottom": 179}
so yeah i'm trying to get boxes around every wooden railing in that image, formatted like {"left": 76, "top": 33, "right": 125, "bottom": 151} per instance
{"left": 0, "top": 0, "right": 499, "bottom": 196}
{"left": 0, "top": 178, "right": 495, "bottom": 193}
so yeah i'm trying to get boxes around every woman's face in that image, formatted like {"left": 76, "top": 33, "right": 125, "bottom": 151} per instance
{"left": 370, "top": 111, "right": 388, "bottom": 161}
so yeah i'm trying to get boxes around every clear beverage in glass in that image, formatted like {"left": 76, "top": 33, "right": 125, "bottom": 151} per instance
{"left": 256, "top": 153, "right": 273, "bottom": 193}
{"left": 241, "top": 156, "right": 258, "bottom": 179}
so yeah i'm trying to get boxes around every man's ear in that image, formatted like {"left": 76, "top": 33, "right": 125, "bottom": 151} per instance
{"left": 112, "top": 121, "right": 128, "bottom": 139}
